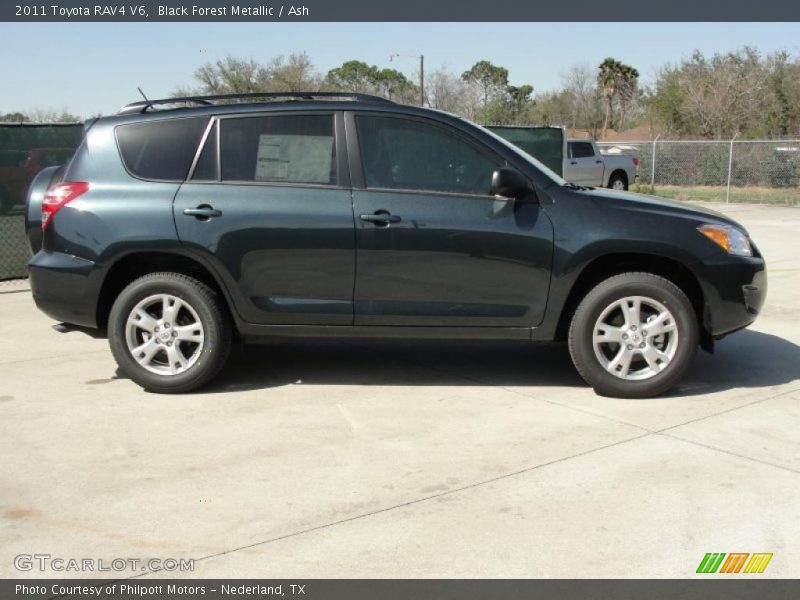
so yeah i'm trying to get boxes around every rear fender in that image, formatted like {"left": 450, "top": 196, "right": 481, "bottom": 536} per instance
{"left": 25, "top": 165, "right": 63, "bottom": 253}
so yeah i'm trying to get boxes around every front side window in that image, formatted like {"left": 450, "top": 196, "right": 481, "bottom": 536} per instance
{"left": 220, "top": 114, "right": 336, "bottom": 185}
{"left": 355, "top": 115, "right": 503, "bottom": 196}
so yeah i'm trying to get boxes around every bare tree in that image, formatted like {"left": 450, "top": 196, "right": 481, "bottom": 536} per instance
{"left": 562, "top": 63, "right": 605, "bottom": 135}
{"left": 193, "top": 57, "right": 268, "bottom": 94}
{"left": 427, "top": 67, "right": 482, "bottom": 120}
{"left": 184, "top": 54, "right": 321, "bottom": 97}
{"left": 266, "top": 53, "right": 321, "bottom": 91}
{"left": 679, "top": 49, "right": 766, "bottom": 138}
{"left": 24, "top": 108, "right": 82, "bottom": 123}
{"left": 648, "top": 47, "right": 785, "bottom": 139}
{"left": 616, "top": 65, "right": 640, "bottom": 130}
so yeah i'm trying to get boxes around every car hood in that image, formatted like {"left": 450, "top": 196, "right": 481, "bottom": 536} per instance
{"left": 580, "top": 187, "right": 745, "bottom": 230}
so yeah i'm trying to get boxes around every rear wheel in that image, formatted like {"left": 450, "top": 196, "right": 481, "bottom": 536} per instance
{"left": 108, "top": 272, "right": 232, "bottom": 393}
{"left": 568, "top": 272, "right": 698, "bottom": 398}
{"left": 608, "top": 172, "right": 628, "bottom": 191}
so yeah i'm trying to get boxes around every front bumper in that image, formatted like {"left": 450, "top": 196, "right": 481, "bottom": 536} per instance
{"left": 692, "top": 254, "right": 767, "bottom": 338}
{"left": 28, "top": 251, "right": 101, "bottom": 328}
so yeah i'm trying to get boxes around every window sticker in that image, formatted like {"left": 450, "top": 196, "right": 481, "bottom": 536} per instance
{"left": 255, "top": 134, "right": 333, "bottom": 183}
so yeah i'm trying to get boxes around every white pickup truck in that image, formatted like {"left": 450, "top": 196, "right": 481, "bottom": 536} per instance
{"left": 564, "top": 140, "right": 639, "bottom": 190}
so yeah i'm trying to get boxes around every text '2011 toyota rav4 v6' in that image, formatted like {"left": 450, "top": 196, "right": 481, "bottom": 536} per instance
{"left": 25, "top": 93, "right": 766, "bottom": 397}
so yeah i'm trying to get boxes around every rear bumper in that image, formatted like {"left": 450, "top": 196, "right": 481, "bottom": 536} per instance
{"left": 692, "top": 254, "right": 767, "bottom": 338}
{"left": 28, "top": 251, "right": 101, "bottom": 328}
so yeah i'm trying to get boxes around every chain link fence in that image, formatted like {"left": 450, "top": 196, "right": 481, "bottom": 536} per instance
{"left": 597, "top": 139, "right": 800, "bottom": 205}
{"left": 0, "top": 123, "right": 83, "bottom": 283}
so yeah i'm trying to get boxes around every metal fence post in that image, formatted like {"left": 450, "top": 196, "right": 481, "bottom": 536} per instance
{"left": 651, "top": 135, "right": 660, "bottom": 189}
{"left": 726, "top": 133, "right": 738, "bottom": 203}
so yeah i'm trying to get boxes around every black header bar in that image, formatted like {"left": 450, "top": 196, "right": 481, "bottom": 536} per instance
{"left": 3, "top": 0, "right": 800, "bottom": 22}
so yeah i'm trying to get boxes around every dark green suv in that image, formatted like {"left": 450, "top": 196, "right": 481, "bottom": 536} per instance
{"left": 26, "top": 92, "right": 766, "bottom": 397}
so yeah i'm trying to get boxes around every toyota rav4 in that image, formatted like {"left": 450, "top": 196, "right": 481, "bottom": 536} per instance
{"left": 25, "top": 92, "right": 766, "bottom": 397}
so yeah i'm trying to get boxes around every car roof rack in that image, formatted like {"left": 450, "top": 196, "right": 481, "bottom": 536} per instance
{"left": 118, "top": 92, "right": 394, "bottom": 115}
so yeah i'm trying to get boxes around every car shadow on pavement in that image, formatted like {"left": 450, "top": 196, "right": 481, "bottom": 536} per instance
{"left": 52, "top": 322, "right": 107, "bottom": 338}
{"left": 674, "top": 329, "right": 800, "bottom": 397}
{"left": 201, "top": 329, "right": 800, "bottom": 397}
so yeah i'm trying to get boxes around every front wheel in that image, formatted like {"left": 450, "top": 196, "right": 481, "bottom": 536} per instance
{"left": 568, "top": 273, "right": 698, "bottom": 398}
{"left": 108, "top": 272, "right": 232, "bottom": 393}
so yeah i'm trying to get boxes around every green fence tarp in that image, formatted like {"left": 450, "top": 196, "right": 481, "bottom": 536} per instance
{"left": 486, "top": 125, "right": 565, "bottom": 177}
{"left": 0, "top": 123, "right": 83, "bottom": 280}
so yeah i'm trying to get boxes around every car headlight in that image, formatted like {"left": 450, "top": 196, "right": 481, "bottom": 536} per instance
{"left": 697, "top": 224, "right": 753, "bottom": 257}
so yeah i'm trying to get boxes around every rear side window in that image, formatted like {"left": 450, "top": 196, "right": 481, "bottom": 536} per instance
{"left": 219, "top": 114, "right": 336, "bottom": 185}
{"left": 116, "top": 117, "right": 209, "bottom": 181}
{"left": 569, "top": 142, "right": 595, "bottom": 159}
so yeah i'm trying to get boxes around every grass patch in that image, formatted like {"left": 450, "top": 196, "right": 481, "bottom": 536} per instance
{"left": 630, "top": 184, "right": 800, "bottom": 206}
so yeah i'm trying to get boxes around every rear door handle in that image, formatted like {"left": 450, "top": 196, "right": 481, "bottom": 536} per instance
{"left": 183, "top": 205, "right": 222, "bottom": 219}
{"left": 360, "top": 211, "right": 401, "bottom": 225}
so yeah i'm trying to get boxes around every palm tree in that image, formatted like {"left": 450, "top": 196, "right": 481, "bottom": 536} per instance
{"left": 598, "top": 58, "right": 623, "bottom": 137}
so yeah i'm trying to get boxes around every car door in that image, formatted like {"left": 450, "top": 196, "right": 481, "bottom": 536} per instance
{"left": 347, "top": 112, "right": 553, "bottom": 328}
{"left": 565, "top": 141, "right": 604, "bottom": 185}
{"left": 173, "top": 111, "right": 356, "bottom": 325}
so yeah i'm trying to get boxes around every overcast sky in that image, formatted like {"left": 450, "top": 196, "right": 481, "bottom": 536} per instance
{"left": 2, "top": 22, "right": 799, "bottom": 117}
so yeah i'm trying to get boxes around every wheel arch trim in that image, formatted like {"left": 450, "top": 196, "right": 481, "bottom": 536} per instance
{"left": 540, "top": 250, "right": 708, "bottom": 346}
{"left": 95, "top": 248, "right": 243, "bottom": 330}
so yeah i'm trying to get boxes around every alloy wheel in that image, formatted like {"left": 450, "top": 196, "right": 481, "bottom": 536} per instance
{"left": 592, "top": 295, "right": 679, "bottom": 380}
{"left": 125, "top": 293, "right": 205, "bottom": 376}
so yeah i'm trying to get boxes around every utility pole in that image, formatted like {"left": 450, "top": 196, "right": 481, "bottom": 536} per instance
{"left": 390, "top": 53, "right": 425, "bottom": 106}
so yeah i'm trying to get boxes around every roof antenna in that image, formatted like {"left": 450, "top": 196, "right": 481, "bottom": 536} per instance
{"left": 137, "top": 87, "right": 153, "bottom": 111}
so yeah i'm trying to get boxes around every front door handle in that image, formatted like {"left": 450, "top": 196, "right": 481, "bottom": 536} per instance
{"left": 360, "top": 211, "right": 401, "bottom": 226}
{"left": 183, "top": 205, "right": 222, "bottom": 219}
{"left": 570, "top": 160, "right": 578, "bottom": 165}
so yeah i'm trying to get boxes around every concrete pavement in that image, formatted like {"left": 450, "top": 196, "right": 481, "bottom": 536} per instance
{"left": 1, "top": 202, "right": 798, "bottom": 578}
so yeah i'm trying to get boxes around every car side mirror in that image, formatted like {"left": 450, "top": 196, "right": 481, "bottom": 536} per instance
{"left": 490, "top": 168, "right": 532, "bottom": 201}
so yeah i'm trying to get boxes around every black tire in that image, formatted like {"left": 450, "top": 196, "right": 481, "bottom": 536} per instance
{"left": 568, "top": 272, "right": 698, "bottom": 398}
{"left": 608, "top": 172, "right": 628, "bottom": 191}
{"left": 108, "top": 272, "right": 232, "bottom": 393}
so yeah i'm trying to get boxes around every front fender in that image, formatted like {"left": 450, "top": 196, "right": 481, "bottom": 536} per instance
{"left": 534, "top": 187, "right": 723, "bottom": 339}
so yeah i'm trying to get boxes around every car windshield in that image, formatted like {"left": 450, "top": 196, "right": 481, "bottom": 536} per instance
{"left": 470, "top": 121, "right": 567, "bottom": 186}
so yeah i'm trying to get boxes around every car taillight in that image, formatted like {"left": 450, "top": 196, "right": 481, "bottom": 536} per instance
{"left": 42, "top": 182, "right": 89, "bottom": 230}
{"left": 632, "top": 157, "right": 640, "bottom": 167}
